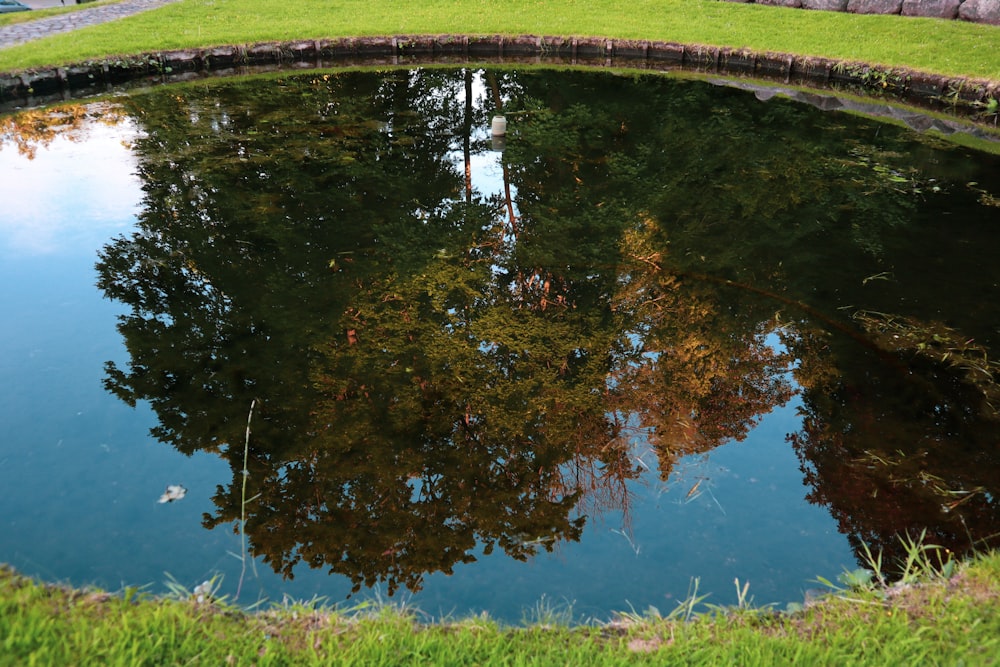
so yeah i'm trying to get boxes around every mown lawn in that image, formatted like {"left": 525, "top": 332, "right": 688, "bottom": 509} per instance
{"left": 2, "top": 550, "right": 1000, "bottom": 665}
{"left": 1, "top": 0, "right": 998, "bottom": 81}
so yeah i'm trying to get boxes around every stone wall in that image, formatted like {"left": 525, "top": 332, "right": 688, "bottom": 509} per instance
{"left": 3, "top": 36, "right": 998, "bottom": 115}
{"left": 723, "top": 0, "right": 1000, "bottom": 23}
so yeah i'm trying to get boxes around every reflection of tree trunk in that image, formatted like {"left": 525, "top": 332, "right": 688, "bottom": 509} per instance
{"left": 486, "top": 71, "right": 518, "bottom": 237}
{"left": 681, "top": 270, "right": 946, "bottom": 409}
{"left": 683, "top": 270, "right": 900, "bottom": 366}
{"left": 463, "top": 69, "right": 473, "bottom": 204}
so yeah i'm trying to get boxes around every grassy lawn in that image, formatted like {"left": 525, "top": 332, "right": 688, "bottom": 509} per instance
{"left": 3, "top": 549, "right": 1000, "bottom": 665}
{"left": 0, "top": 0, "right": 998, "bottom": 82}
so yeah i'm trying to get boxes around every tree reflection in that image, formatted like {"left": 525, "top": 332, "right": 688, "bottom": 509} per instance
{"left": 92, "top": 67, "right": 1000, "bottom": 594}
{"left": 96, "top": 69, "right": 648, "bottom": 594}
{"left": 0, "top": 102, "right": 129, "bottom": 159}
{"left": 610, "top": 216, "right": 796, "bottom": 481}
{"left": 786, "top": 316, "right": 1000, "bottom": 567}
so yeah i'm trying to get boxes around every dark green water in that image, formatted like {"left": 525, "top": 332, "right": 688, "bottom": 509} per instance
{"left": 2, "top": 67, "right": 999, "bottom": 620}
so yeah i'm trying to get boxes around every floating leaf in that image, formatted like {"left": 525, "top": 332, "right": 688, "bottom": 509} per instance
{"left": 158, "top": 484, "right": 187, "bottom": 503}
{"left": 192, "top": 580, "right": 213, "bottom": 603}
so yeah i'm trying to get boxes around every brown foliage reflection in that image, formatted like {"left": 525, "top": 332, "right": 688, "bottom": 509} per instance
{"left": 609, "top": 216, "right": 797, "bottom": 481}
{"left": 0, "top": 103, "right": 129, "bottom": 159}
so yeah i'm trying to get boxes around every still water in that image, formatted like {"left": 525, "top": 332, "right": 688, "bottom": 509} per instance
{"left": 1, "top": 68, "right": 999, "bottom": 622}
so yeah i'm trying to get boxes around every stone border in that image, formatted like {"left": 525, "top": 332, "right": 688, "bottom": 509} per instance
{"left": 1, "top": 35, "right": 998, "bottom": 117}
{"left": 727, "top": 0, "right": 1000, "bottom": 24}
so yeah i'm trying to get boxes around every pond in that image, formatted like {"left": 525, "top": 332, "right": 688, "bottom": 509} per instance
{"left": 1, "top": 67, "right": 999, "bottom": 622}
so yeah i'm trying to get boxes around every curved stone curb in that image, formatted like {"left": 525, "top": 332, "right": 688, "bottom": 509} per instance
{"left": 1, "top": 35, "right": 998, "bottom": 117}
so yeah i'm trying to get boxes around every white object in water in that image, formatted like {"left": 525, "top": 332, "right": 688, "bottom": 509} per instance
{"left": 158, "top": 484, "right": 187, "bottom": 503}
{"left": 193, "top": 580, "right": 213, "bottom": 603}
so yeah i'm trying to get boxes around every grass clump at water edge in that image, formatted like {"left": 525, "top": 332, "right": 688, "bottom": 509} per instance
{"left": 2, "top": 544, "right": 1000, "bottom": 665}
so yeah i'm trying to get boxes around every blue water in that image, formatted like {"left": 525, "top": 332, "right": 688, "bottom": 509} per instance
{"left": 0, "top": 112, "right": 855, "bottom": 623}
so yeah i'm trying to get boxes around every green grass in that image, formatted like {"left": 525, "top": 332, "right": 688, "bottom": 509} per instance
{"left": 1, "top": 0, "right": 998, "bottom": 81}
{"left": 3, "top": 549, "right": 1000, "bottom": 665}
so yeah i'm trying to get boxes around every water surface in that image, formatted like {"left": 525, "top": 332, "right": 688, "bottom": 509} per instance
{"left": 2, "top": 68, "right": 999, "bottom": 621}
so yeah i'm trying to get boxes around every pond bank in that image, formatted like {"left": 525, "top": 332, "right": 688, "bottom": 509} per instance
{"left": 3, "top": 550, "right": 1000, "bottom": 664}
{"left": 2, "top": 33, "right": 998, "bottom": 118}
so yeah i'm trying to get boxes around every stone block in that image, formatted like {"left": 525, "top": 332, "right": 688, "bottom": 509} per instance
{"left": 959, "top": 0, "right": 1000, "bottom": 24}
{"left": 802, "top": 0, "right": 850, "bottom": 9}
{"left": 201, "top": 46, "right": 241, "bottom": 69}
{"left": 905, "top": 73, "right": 946, "bottom": 102}
{"left": 282, "top": 41, "right": 319, "bottom": 60}
{"left": 356, "top": 37, "right": 395, "bottom": 56}
{"left": 466, "top": 36, "right": 501, "bottom": 55}
{"left": 572, "top": 38, "right": 605, "bottom": 59}
{"left": 757, "top": 53, "right": 794, "bottom": 78}
{"left": 647, "top": 42, "right": 685, "bottom": 63}
{"left": 719, "top": 48, "right": 757, "bottom": 73}
{"left": 685, "top": 46, "right": 720, "bottom": 69}
{"left": 316, "top": 38, "right": 359, "bottom": 58}
{"left": 161, "top": 50, "right": 201, "bottom": 74}
{"left": 758, "top": 0, "right": 803, "bottom": 7}
{"left": 847, "top": 0, "right": 902, "bottom": 13}
{"left": 433, "top": 36, "right": 469, "bottom": 55}
{"left": 901, "top": 0, "right": 960, "bottom": 18}
{"left": 612, "top": 40, "right": 651, "bottom": 61}
{"left": 794, "top": 57, "right": 834, "bottom": 83}
{"left": 21, "top": 70, "right": 62, "bottom": 95}
{"left": 0, "top": 75, "right": 25, "bottom": 102}
{"left": 538, "top": 36, "right": 574, "bottom": 57}
{"left": 502, "top": 35, "right": 543, "bottom": 56}
{"left": 61, "top": 65, "right": 102, "bottom": 89}
{"left": 244, "top": 43, "right": 279, "bottom": 65}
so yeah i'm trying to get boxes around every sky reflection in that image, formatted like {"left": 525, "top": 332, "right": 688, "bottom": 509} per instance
{"left": 0, "top": 121, "right": 141, "bottom": 257}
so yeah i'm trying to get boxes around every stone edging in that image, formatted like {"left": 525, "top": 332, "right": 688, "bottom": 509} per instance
{"left": 724, "top": 0, "right": 1000, "bottom": 24}
{"left": 1, "top": 35, "right": 998, "bottom": 116}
